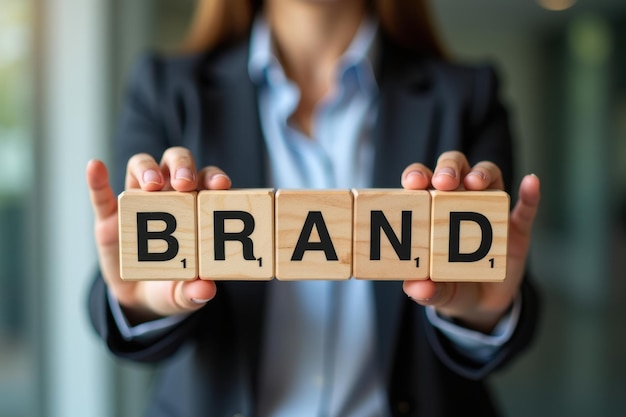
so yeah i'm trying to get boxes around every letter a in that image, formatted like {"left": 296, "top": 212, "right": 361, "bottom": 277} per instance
{"left": 291, "top": 211, "right": 338, "bottom": 261}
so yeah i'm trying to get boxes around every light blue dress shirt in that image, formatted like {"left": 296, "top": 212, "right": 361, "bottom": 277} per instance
{"left": 247, "top": 15, "right": 519, "bottom": 417}
{"left": 108, "top": 13, "right": 522, "bottom": 417}
{"left": 249, "top": 15, "right": 387, "bottom": 417}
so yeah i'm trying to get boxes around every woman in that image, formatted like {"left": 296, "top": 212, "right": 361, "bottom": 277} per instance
{"left": 86, "top": 0, "right": 541, "bottom": 415}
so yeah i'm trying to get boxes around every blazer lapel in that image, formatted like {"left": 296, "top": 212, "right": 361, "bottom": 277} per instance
{"left": 371, "top": 39, "right": 438, "bottom": 383}
{"left": 198, "top": 38, "right": 269, "bottom": 414}
{"left": 198, "top": 39, "right": 268, "bottom": 189}
{"left": 372, "top": 40, "right": 438, "bottom": 188}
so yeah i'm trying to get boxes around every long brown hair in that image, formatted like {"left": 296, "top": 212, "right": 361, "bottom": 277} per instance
{"left": 181, "top": 0, "right": 446, "bottom": 59}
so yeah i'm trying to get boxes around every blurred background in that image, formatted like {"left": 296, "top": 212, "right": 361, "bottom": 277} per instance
{"left": 0, "top": 0, "right": 625, "bottom": 416}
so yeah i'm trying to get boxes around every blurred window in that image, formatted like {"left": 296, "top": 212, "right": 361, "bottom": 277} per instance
{"left": 0, "top": 0, "right": 36, "bottom": 416}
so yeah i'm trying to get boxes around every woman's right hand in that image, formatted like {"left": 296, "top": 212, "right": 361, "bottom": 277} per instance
{"left": 86, "top": 146, "right": 231, "bottom": 324}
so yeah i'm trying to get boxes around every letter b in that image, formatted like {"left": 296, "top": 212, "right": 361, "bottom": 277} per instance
{"left": 118, "top": 191, "right": 197, "bottom": 281}
{"left": 137, "top": 212, "right": 179, "bottom": 261}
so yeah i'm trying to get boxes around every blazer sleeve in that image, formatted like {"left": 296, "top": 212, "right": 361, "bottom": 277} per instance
{"left": 87, "top": 53, "right": 201, "bottom": 362}
{"left": 420, "top": 65, "right": 541, "bottom": 380}
{"left": 420, "top": 277, "right": 540, "bottom": 380}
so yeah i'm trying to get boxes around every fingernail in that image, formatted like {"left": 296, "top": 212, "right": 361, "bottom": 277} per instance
{"left": 468, "top": 170, "right": 486, "bottom": 181}
{"left": 143, "top": 169, "right": 161, "bottom": 185}
{"left": 208, "top": 173, "right": 231, "bottom": 187}
{"left": 406, "top": 171, "right": 425, "bottom": 181}
{"left": 210, "top": 173, "right": 229, "bottom": 181}
{"left": 175, "top": 167, "right": 194, "bottom": 182}
{"left": 191, "top": 297, "right": 211, "bottom": 304}
{"left": 435, "top": 167, "right": 456, "bottom": 179}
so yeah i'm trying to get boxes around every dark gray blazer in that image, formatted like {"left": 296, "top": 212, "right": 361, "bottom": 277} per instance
{"left": 88, "top": 34, "right": 539, "bottom": 417}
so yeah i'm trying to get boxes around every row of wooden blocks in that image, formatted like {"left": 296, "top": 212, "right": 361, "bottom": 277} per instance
{"left": 118, "top": 189, "right": 510, "bottom": 282}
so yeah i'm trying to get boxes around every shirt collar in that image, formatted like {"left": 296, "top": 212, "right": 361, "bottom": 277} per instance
{"left": 248, "top": 13, "right": 379, "bottom": 94}
{"left": 248, "top": 14, "right": 276, "bottom": 84}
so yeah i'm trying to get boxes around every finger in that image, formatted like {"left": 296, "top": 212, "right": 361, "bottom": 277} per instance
{"left": 510, "top": 174, "right": 541, "bottom": 238}
{"left": 403, "top": 279, "right": 459, "bottom": 308}
{"left": 197, "top": 166, "right": 232, "bottom": 190}
{"left": 139, "top": 279, "right": 217, "bottom": 317}
{"left": 179, "top": 279, "right": 218, "bottom": 307}
{"left": 126, "top": 153, "right": 164, "bottom": 191}
{"left": 432, "top": 151, "right": 471, "bottom": 191}
{"left": 160, "top": 147, "right": 198, "bottom": 191}
{"left": 463, "top": 161, "right": 505, "bottom": 191}
{"left": 403, "top": 280, "right": 509, "bottom": 333}
{"left": 403, "top": 280, "right": 498, "bottom": 318}
{"left": 401, "top": 163, "right": 433, "bottom": 190}
{"left": 86, "top": 159, "right": 117, "bottom": 221}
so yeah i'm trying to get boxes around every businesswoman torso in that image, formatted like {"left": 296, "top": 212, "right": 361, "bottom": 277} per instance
{"left": 87, "top": 1, "right": 540, "bottom": 416}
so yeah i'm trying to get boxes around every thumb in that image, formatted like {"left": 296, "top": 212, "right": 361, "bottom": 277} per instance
{"left": 510, "top": 174, "right": 541, "bottom": 239}
{"left": 86, "top": 159, "right": 117, "bottom": 222}
{"left": 137, "top": 279, "right": 218, "bottom": 317}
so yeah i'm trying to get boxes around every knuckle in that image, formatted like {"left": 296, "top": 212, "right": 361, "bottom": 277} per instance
{"left": 438, "top": 150, "right": 464, "bottom": 162}
{"left": 162, "top": 147, "right": 194, "bottom": 164}
{"left": 206, "top": 165, "right": 224, "bottom": 173}
{"left": 477, "top": 160, "right": 500, "bottom": 172}
{"left": 437, "top": 153, "right": 466, "bottom": 169}
{"left": 175, "top": 154, "right": 195, "bottom": 167}
{"left": 128, "top": 153, "right": 155, "bottom": 168}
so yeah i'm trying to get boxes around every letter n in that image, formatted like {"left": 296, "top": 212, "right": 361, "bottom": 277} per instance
{"left": 370, "top": 210, "right": 412, "bottom": 260}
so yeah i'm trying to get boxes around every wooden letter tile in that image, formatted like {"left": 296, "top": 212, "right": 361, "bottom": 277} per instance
{"left": 353, "top": 189, "right": 430, "bottom": 280}
{"left": 197, "top": 189, "right": 274, "bottom": 280}
{"left": 430, "top": 190, "right": 509, "bottom": 282}
{"left": 118, "top": 190, "right": 197, "bottom": 280}
{"left": 275, "top": 190, "right": 353, "bottom": 280}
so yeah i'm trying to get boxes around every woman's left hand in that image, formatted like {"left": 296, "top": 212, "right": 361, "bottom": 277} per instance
{"left": 401, "top": 151, "right": 541, "bottom": 334}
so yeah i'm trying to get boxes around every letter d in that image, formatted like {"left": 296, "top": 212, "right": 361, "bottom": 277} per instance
{"left": 448, "top": 212, "right": 493, "bottom": 262}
